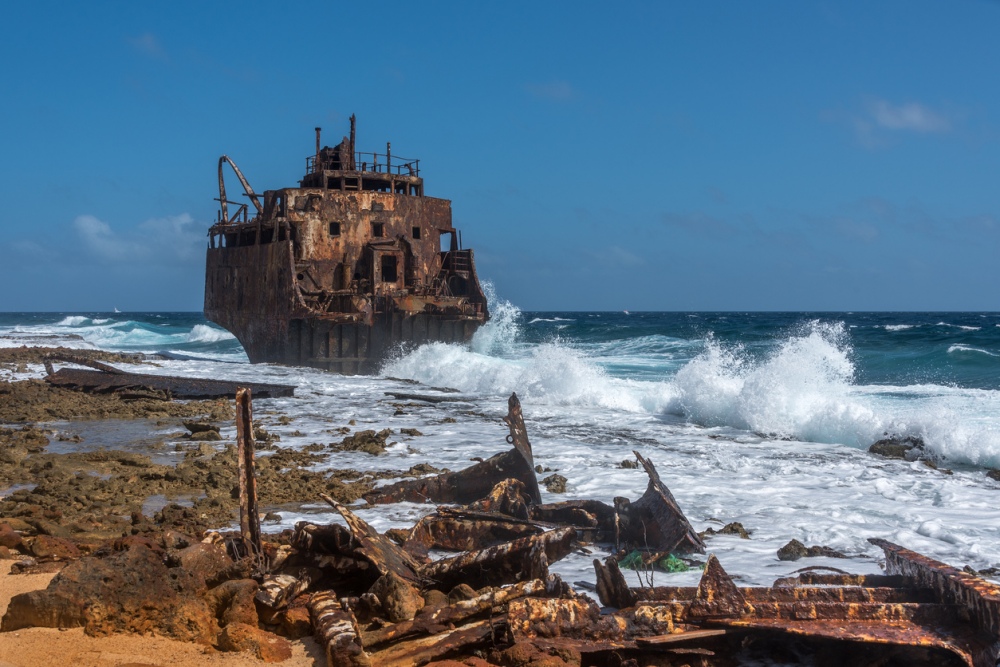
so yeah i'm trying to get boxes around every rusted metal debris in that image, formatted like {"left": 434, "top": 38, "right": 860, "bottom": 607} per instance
{"left": 18, "top": 387, "right": 976, "bottom": 667}
{"left": 364, "top": 392, "right": 541, "bottom": 506}
{"left": 318, "top": 493, "right": 423, "bottom": 585}
{"left": 44, "top": 359, "right": 295, "bottom": 399}
{"left": 589, "top": 541, "right": 1000, "bottom": 667}
{"left": 205, "top": 117, "right": 490, "bottom": 374}
{"left": 235, "top": 387, "right": 262, "bottom": 559}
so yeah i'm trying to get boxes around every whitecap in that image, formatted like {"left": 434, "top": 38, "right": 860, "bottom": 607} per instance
{"left": 186, "top": 324, "right": 236, "bottom": 343}
{"left": 56, "top": 316, "right": 90, "bottom": 326}
{"left": 947, "top": 344, "right": 999, "bottom": 358}
{"left": 937, "top": 322, "right": 981, "bottom": 331}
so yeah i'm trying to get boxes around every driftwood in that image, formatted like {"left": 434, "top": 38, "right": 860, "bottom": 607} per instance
{"left": 309, "top": 590, "right": 370, "bottom": 667}
{"left": 364, "top": 393, "right": 541, "bottom": 506}
{"left": 45, "top": 366, "right": 295, "bottom": 398}
{"left": 235, "top": 388, "right": 262, "bottom": 558}
{"left": 319, "top": 494, "right": 425, "bottom": 585}
{"left": 419, "top": 527, "right": 574, "bottom": 591}
{"left": 615, "top": 451, "right": 705, "bottom": 554}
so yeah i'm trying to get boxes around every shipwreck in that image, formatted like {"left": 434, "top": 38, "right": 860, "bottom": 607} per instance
{"left": 205, "top": 116, "right": 489, "bottom": 374}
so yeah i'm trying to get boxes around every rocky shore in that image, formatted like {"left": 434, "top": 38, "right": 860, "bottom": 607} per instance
{"left": 1, "top": 347, "right": 998, "bottom": 667}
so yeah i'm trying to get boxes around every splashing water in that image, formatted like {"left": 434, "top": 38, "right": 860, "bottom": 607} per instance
{"left": 470, "top": 281, "right": 522, "bottom": 356}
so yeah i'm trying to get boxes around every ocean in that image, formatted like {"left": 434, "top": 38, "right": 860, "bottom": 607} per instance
{"left": 2, "top": 293, "right": 999, "bottom": 589}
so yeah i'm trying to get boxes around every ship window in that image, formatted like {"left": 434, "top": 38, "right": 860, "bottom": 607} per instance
{"left": 372, "top": 222, "right": 385, "bottom": 238}
{"left": 329, "top": 222, "right": 341, "bottom": 237}
{"left": 412, "top": 226, "right": 421, "bottom": 240}
{"left": 381, "top": 255, "right": 398, "bottom": 283}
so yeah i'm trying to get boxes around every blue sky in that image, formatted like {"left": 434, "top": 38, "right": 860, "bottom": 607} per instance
{"left": 2, "top": 1, "right": 999, "bottom": 311}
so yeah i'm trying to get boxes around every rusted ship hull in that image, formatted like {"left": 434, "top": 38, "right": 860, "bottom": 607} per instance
{"left": 205, "top": 240, "right": 484, "bottom": 374}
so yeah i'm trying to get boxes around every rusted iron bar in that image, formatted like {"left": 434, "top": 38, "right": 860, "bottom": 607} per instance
{"left": 503, "top": 393, "right": 543, "bottom": 504}
{"left": 45, "top": 353, "right": 126, "bottom": 374}
{"left": 364, "top": 393, "right": 541, "bottom": 506}
{"left": 403, "top": 508, "right": 543, "bottom": 558}
{"left": 236, "top": 388, "right": 261, "bottom": 557}
{"left": 45, "top": 367, "right": 294, "bottom": 399}
{"left": 418, "top": 527, "right": 574, "bottom": 591}
{"left": 309, "top": 590, "right": 371, "bottom": 667}
{"left": 366, "top": 619, "right": 497, "bottom": 667}
{"left": 616, "top": 451, "right": 705, "bottom": 554}
{"left": 364, "top": 448, "right": 539, "bottom": 506}
{"left": 871, "top": 538, "right": 1000, "bottom": 655}
{"left": 362, "top": 577, "right": 554, "bottom": 648}
{"left": 319, "top": 493, "right": 424, "bottom": 585}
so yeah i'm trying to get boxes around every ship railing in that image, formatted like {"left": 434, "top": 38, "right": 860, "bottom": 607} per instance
{"left": 306, "top": 152, "right": 420, "bottom": 177}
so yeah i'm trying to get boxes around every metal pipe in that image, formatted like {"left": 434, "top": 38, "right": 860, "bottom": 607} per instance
{"left": 315, "top": 127, "right": 322, "bottom": 173}
{"left": 349, "top": 114, "right": 356, "bottom": 160}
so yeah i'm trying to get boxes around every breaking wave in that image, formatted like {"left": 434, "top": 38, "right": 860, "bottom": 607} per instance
{"left": 387, "top": 310, "right": 1000, "bottom": 467}
{"left": 186, "top": 324, "right": 236, "bottom": 343}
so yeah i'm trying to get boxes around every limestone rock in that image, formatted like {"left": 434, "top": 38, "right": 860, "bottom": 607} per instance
{"left": 170, "top": 541, "right": 233, "bottom": 587}
{"left": 369, "top": 571, "right": 424, "bottom": 622}
{"left": 333, "top": 429, "right": 392, "bottom": 455}
{"left": 778, "top": 538, "right": 846, "bottom": 561}
{"left": 183, "top": 421, "right": 220, "bottom": 435}
{"left": 208, "top": 578, "right": 259, "bottom": 627}
{"left": 277, "top": 604, "right": 312, "bottom": 639}
{"left": 447, "top": 583, "right": 477, "bottom": 604}
{"left": 869, "top": 435, "right": 924, "bottom": 460}
{"left": 1, "top": 544, "right": 217, "bottom": 643}
{"left": 777, "top": 539, "right": 808, "bottom": 561}
{"left": 218, "top": 622, "right": 292, "bottom": 663}
{"left": 0, "top": 523, "right": 23, "bottom": 549}
{"left": 542, "top": 474, "right": 567, "bottom": 494}
{"left": 27, "top": 535, "right": 81, "bottom": 561}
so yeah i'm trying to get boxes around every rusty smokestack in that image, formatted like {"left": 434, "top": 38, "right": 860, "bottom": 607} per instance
{"left": 314, "top": 127, "right": 321, "bottom": 173}
{"left": 349, "top": 114, "right": 356, "bottom": 158}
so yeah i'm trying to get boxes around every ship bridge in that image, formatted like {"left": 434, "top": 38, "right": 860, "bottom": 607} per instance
{"left": 299, "top": 115, "right": 423, "bottom": 197}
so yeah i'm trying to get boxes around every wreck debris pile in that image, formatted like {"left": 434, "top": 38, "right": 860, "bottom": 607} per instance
{"left": 2, "top": 390, "right": 998, "bottom": 666}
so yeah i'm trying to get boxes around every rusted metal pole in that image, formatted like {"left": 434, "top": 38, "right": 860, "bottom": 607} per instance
{"left": 315, "top": 127, "right": 322, "bottom": 173}
{"left": 386, "top": 141, "right": 391, "bottom": 174}
{"left": 236, "top": 387, "right": 262, "bottom": 555}
{"left": 349, "top": 114, "right": 356, "bottom": 160}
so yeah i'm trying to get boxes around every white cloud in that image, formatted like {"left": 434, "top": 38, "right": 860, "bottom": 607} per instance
{"left": 73, "top": 213, "right": 203, "bottom": 264}
{"left": 866, "top": 99, "right": 951, "bottom": 133}
{"left": 525, "top": 81, "right": 575, "bottom": 101}
{"left": 10, "top": 240, "right": 47, "bottom": 258}
{"left": 607, "top": 245, "right": 644, "bottom": 266}
{"left": 128, "top": 32, "right": 167, "bottom": 61}
{"left": 74, "top": 215, "right": 147, "bottom": 261}
{"left": 139, "top": 213, "right": 204, "bottom": 262}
